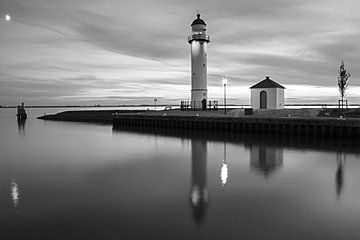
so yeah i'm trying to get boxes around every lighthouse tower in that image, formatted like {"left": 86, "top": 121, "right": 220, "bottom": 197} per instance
{"left": 188, "top": 14, "right": 210, "bottom": 109}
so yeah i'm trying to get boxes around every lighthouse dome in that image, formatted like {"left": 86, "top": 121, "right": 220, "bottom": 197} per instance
{"left": 191, "top": 14, "right": 206, "bottom": 26}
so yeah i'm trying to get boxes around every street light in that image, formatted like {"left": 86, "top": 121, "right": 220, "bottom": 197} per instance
{"left": 222, "top": 76, "right": 229, "bottom": 114}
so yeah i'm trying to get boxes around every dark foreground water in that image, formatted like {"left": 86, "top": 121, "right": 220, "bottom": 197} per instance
{"left": 1, "top": 108, "right": 360, "bottom": 239}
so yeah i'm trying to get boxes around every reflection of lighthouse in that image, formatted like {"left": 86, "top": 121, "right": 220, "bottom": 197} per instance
{"left": 189, "top": 138, "right": 208, "bottom": 224}
{"left": 188, "top": 14, "right": 210, "bottom": 109}
{"left": 250, "top": 145, "right": 283, "bottom": 177}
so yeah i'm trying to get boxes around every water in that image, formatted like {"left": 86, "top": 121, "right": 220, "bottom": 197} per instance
{"left": 1, "top": 108, "right": 360, "bottom": 239}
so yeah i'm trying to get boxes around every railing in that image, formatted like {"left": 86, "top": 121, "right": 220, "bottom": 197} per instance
{"left": 180, "top": 100, "right": 218, "bottom": 111}
{"left": 338, "top": 100, "right": 348, "bottom": 109}
{"left": 188, "top": 34, "right": 210, "bottom": 43}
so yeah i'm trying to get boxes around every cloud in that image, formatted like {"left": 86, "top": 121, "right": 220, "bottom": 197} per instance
{"left": 0, "top": 0, "right": 360, "bottom": 105}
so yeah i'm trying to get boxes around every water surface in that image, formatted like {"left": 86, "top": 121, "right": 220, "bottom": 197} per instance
{"left": 1, "top": 108, "right": 360, "bottom": 239}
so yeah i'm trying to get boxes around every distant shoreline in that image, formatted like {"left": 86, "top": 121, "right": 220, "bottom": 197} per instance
{"left": 2, "top": 103, "right": 360, "bottom": 108}
{"left": 0, "top": 104, "right": 178, "bottom": 108}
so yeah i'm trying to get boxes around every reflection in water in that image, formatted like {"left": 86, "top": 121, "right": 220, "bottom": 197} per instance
{"left": 336, "top": 152, "right": 346, "bottom": 199}
{"left": 114, "top": 127, "right": 360, "bottom": 207}
{"left": 221, "top": 142, "right": 228, "bottom": 186}
{"left": 221, "top": 161, "right": 228, "bottom": 187}
{"left": 250, "top": 144, "right": 283, "bottom": 177}
{"left": 10, "top": 179, "right": 19, "bottom": 211}
{"left": 190, "top": 139, "right": 208, "bottom": 224}
{"left": 17, "top": 118, "right": 26, "bottom": 137}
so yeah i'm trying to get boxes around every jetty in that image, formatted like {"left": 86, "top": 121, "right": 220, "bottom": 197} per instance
{"left": 37, "top": 110, "right": 144, "bottom": 123}
{"left": 37, "top": 108, "right": 360, "bottom": 138}
{"left": 113, "top": 109, "right": 360, "bottom": 138}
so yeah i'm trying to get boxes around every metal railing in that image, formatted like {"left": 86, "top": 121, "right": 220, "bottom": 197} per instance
{"left": 180, "top": 100, "right": 218, "bottom": 111}
{"left": 338, "top": 100, "right": 348, "bottom": 109}
{"left": 188, "top": 34, "right": 210, "bottom": 43}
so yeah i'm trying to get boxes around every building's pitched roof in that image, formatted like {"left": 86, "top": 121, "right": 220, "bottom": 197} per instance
{"left": 191, "top": 14, "right": 206, "bottom": 26}
{"left": 250, "top": 76, "right": 285, "bottom": 89}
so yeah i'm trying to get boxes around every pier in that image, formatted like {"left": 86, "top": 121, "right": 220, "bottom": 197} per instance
{"left": 113, "top": 114, "right": 360, "bottom": 137}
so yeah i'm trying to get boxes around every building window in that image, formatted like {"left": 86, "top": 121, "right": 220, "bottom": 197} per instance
{"left": 203, "top": 64, "right": 205, "bottom": 67}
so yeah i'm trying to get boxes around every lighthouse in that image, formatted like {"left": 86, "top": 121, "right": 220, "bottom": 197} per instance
{"left": 188, "top": 14, "right": 210, "bottom": 109}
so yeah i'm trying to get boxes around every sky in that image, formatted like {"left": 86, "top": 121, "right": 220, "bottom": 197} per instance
{"left": 0, "top": 0, "right": 359, "bottom": 106}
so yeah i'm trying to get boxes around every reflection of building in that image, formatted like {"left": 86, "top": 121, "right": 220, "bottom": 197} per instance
{"left": 335, "top": 152, "right": 346, "bottom": 199}
{"left": 250, "top": 144, "right": 283, "bottom": 177}
{"left": 189, "top": 139, "right": 208, "bottom": 224}
{"left": 250, "top": 76, "right": 285, "bottom": 109}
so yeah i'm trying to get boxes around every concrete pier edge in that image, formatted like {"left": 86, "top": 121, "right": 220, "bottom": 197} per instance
{"left": 113, "top": 114, "right": 360, "bottom": 138}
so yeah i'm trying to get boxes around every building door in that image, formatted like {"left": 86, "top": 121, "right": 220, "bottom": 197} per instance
{"left": 202, "top": 99, "right": 207, "bottom": 110}
{"left": 260, "top": 91, "right": 267, "bottom": 109}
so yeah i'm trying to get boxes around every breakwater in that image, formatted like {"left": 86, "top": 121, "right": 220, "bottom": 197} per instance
{"left": 37, "top": 110, "right": 144, "bottom": 123}
{"left": 113, "top": 115, "right": 360, "bottom": 137}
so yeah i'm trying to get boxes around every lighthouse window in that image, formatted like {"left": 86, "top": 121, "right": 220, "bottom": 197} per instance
{"left": 203, "top": 64, "right": 205, "bottom": 67}
{"left": 193, "top": 72, "right": 195, "bottom": 76}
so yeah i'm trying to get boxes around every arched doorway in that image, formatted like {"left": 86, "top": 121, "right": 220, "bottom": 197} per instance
{"left": 202, "top": 98, "right": 207, "bottom": 110}
{"left": 260, "top": 91, "right": 267, "bottom": 109}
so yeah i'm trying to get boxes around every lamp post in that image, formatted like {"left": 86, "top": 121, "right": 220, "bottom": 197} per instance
{"left": 222, "top": 77, "right": 229, "bottom": 114}
{"left": 154, "top": 98, "right": 157, "bottom": 110}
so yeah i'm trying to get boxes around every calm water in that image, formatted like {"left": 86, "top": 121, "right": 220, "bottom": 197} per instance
{"left": 1, "top": 108, "right": 360, "bottom": 239}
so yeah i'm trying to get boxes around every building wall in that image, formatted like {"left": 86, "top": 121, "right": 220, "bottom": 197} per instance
{"left": 276, "top": 88, "right": 285, "bottom": 109}
{"left": 250, "top": 88, "right": 284, "bottom": 109}
{"left": 251, "top": 88, "right": 278, "bottom": 109}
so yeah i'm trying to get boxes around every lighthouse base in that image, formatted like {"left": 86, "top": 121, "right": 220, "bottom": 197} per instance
{"left": 191, "top": 90, "right": 207, "bottom": 110}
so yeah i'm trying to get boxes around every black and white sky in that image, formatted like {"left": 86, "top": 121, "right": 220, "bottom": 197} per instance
{"left": 1, "top": 0, "right": 359, "bottom": 105}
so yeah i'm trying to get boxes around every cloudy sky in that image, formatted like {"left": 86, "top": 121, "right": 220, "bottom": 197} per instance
{"left": 0, "top": 0, "right": 359, "bottom": 106}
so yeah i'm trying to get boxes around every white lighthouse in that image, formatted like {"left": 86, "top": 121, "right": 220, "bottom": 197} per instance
{"left": 188, "top": 14, "right": 210, "bottom": 110}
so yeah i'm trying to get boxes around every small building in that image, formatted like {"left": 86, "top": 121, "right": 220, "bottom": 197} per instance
{"left": 250, "top": 76, "right": 285, "bottom": 109}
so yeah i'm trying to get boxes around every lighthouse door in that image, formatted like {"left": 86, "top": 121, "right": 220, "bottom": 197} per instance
{"left": 260, "top": 91, "right": 267, "bottom": 109}
{"left": 202, "top": 99, "right": 207, "bottom": 110}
